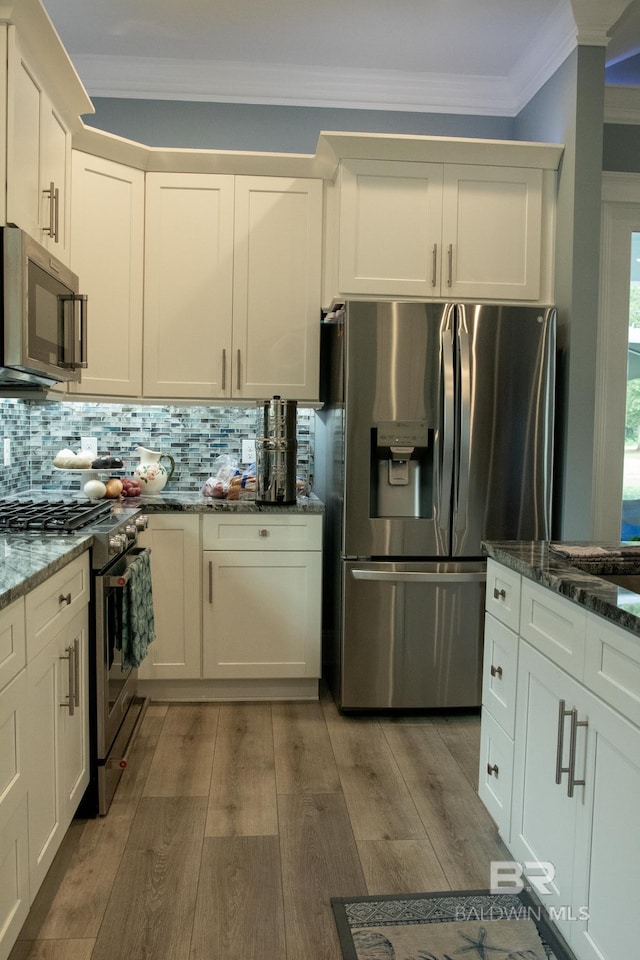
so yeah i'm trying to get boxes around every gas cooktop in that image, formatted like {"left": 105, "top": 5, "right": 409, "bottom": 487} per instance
{"left": 0, "top": 498, "right": 113, "bottom": 532}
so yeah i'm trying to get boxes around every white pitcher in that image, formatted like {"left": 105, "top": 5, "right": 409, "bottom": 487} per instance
{"left": 133, "top": 446, "right": 175, "bottom": 495}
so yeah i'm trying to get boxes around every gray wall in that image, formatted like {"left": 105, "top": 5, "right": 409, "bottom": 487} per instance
{"left": 603, "top": 123, "right": 640, "bottom": 172}
{"left": 85, "top": 98, "right": 514, "bottom": 152}
{"left": 516, "top": 47, "right": 606, "bottom": 540}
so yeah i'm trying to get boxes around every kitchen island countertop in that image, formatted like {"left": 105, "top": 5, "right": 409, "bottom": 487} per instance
{"left": 0, "top": 534, "right": 92, "bottom": 611}
{"left": 484, "top": 540, "right": 640, "bottom": 640}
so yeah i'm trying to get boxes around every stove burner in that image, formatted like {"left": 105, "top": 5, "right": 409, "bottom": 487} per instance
{"left": 0, "top": 498, "right": 113, "bottom": 533}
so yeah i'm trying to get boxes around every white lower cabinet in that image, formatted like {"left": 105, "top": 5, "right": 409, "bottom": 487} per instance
{"left": 0, "top": 554, "right": 89, "bottom": 960}
{"left": 480, "top": 561, "right": 640, "bottom": 960}
{"left": 26, "top": 576, "right": 89, "bottom": 894}
{"left": 0, "top": 660, "right": 29, "bottom": 960}
{"left": 137, "top": 515, "right": 201, "bottom": 680}
{"left": 202, "top": 514, "right": 322, "bottom": 681}
{"left": 202, "top": 549, "right": 321, "bottom": 679}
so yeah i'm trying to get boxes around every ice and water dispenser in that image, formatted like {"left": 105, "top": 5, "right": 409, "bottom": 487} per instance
{"left": 371, "top": 420, "right": 433, "bottom": 518}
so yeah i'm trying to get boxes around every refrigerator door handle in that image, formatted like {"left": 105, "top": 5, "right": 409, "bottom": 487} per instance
{"left": 455, "top": 304, "right": 472, "bottom": 526}
{"left": 351, "top": 569, "right": 486, "bottom": 584}
{"left": 439, "top": 305, "right": 455, "bottom": 539}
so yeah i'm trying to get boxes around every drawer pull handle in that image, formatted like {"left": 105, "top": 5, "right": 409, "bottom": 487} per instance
{"left": 567, "top": 709, "right": 588, "bottom": 798}
{"left": 59, "top": 644, "right": 76, "bottom": 716}
{"left": 59, "top": 593, "right": 72, "bottom": 606}
{"left": 490, "top": 664, "right": 503, "bottom": 678}
{"left": 555, "top": 698, "right": 572, "bottom": 785}
{"left": 493, "top": 587, "right": 506, "bottom": 600}
{"left": 258, "top": 529, "right": 270, "bottom": 537}
{"left": 487, "top": 763, "right": 499, "bottom": 777}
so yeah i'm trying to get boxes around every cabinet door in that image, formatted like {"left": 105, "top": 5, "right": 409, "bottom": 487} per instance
{"left": 58, "top": 608, "right": 89, "bottom": 827}
{"left": 6, "top": 29, "right": 42, "bottom": 239}
{"left": 570, "top": 688, "right": 640, "bottom": 960}
{"left": 26, "top": 639, "right": 61, "bottom": 892}
{"left": 232, "top": 176, "right": 322, "bottom": 400}
{"left": 40, "top": 97, "right": 71, "bottom": 262}
{"left": 137, "top": 515, "right": 201, "bottom": 680}
{"left": 338, "top": 159, "right": 443, "bottom": 297}
{"left": 442, "top": 165, "right": 542, "bottom": 300}
{"left": 202, "top": 550, "right": 321, "bottom": 679}
{"left": 6, "top": 30, "right": 71, "bottom": 263}
{"left": 510, "top": 640, "right": 586, "bottom": 944}
{"left": 69, "top": 152, "right": 144, "bottom": 396}
{"left": 143, "top": 173, "right": 234, "bottom": 398}
{"left": 0, "top": 804, "right": 29, "bottom": 960}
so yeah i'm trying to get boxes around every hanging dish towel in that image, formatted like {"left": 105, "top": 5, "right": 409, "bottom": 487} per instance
{"left": 121, "top": 548, "right": 155, "bottom": 669}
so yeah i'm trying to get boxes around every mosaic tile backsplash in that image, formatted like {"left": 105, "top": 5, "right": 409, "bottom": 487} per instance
{"left": 0, "top": 399, "right": 315, "bottom": 497}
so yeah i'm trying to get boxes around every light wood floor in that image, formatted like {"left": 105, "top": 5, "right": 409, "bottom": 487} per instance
{"left": 12, "top": 686, "right": 508, "bottom": 960}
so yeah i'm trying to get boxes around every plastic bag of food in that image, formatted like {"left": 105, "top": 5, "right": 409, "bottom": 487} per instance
{"left": 201, "top": 455, "right": 240, "bottom": 498}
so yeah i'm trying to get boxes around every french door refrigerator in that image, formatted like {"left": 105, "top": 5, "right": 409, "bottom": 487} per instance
{"left": 318, "top": 300, "right": 556, "bottom": 709}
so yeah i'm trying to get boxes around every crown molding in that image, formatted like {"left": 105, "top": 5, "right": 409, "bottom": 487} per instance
{"left": 68, "top": 0, "right": 582, "bottom": 117}
{"left": 604, "top": 84, "right": 640, "bottom": 123}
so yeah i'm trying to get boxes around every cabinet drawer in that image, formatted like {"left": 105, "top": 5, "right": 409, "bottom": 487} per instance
{"left": 520, "top": 578, "right": 586, "bottom": 680}
{"left": 0, "top": 597, "right": 26, "bottom": 692}
{"left": 482, "top": 613, "right": 518, "bottom": 737}
{"left": 485, "top": 559, "right": 521, "bottom": 632}
{"left": 25, "top": 554, "right": 90, "bottom": 662}
{"left": 478, "top": 708, "right": 513, "bottom": 841}
{"left": 585, "top": 612, "right": 640, "bottom": 726}
{"left": 202, "top": 513, "right": 322, "bottom": 550}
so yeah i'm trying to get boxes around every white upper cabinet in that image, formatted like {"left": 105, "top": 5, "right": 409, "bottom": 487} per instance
{"left": 6, "top": 28, "right": 72, "bottom": 264}
{"left": 69, "top": 152, "right": 145, "bottom": 397}
{"left": 232, "top": 177, "right": 322, "bottom": 400}
{"left": 337, "top": 158, "right": 544, "bottom": 301}
{"left": 143, "top": 174, "right": 322, "bottom": 401}
{"left": 143, "top": 173, "right": 235, "bottom": 399}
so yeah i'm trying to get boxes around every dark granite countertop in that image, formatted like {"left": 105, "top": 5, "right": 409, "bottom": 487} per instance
{"left": 0, "top": 534, "right": 92, "bottom": 612}
{"left": 483, "top": 540, "right": 640, "bottom": 640}
{"left": 121, "top": 491, "right": 325, "bottom": 514}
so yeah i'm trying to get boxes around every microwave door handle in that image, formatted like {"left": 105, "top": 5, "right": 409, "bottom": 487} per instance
{"left": 76, "top": 294, "right": 88, "bottom": 368}
{"left": 59, "top": 294, "right": 88, "bottom": 369}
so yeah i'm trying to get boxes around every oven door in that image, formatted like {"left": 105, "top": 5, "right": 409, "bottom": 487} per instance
{"left": 92, "top": 546, "right": 151, "bottom": 814}
{"left": 94, "top": 547, "right": 149, "bottom": 761}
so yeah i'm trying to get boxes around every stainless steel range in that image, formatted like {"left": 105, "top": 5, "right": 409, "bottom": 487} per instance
{"left": 0, "top": 496, "right": 152, "bottom": 815}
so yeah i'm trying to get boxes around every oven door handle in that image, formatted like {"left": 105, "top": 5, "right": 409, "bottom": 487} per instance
{"left": 106, "top": 697, "right": 151, "bottom": 770}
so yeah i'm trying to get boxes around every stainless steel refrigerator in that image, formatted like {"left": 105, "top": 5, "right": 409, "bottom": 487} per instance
{"left": 317, "top": 300, "right": 556, "bottom": 710}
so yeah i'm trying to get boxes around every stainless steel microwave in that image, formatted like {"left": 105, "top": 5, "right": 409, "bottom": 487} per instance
{"left": 1, "top": 226, "right": 87, "bottom": 389}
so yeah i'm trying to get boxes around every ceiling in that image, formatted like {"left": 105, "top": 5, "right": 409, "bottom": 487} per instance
{"left": 41, "top": 0, "right": 640, "bottom": 116}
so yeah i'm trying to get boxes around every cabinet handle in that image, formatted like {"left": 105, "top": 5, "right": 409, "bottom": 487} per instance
{"left": 221, "top": 349, "right": 227, "bottom": 391}
{"left": 567, "top": 708, "right": 588, "bottom": 798}
{"left": 59, "top": 643, "right": 75, "bottom": 716}
{"left": 447, "top": 243, "right": 453, "bottom": 286}
{"left": 490, "top": 664, "right": 503, "bottom": 678}
{"left": 493, "top": 587, "right": 506, "bottom": 600}
{"left": 73, "top": 637, "right": 80, "bottom": 708}
{"left": 59, "top": 592, "right": 72, "bottom": 606}
{"left": 431, "top": 243, "right": 438, "bottom": 287}
{"left": 487, "top": 763, "right": 499, "bottom": 777}
{"left": 236, "top": 349, "right": 241, "bottom": 391}
{"left": 208, "top": 560, "right": 213, "bottom": 604}
{"left": 258, "top": 528, "right": 270, "bottom": 537}
{"left": 43, "top": 181, "right": 59, "bottom": 242}
{"left": 555, "top": 698, "right": 572, "bottom": 785}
